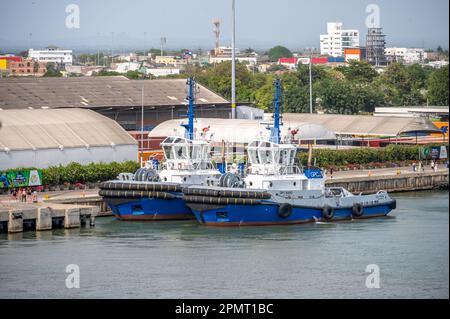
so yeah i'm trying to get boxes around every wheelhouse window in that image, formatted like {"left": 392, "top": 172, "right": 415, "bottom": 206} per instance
{"left": 163, "top": 146, "right": 174, "bottom": 160}
{"left": 248, "top": 149, "right": 260, "bottom": 164}
{"left": 259, "top": 149, "right": 273, "bottom": 165}
{"left": 173, "top": 145, "right": 188, "bottom": 159}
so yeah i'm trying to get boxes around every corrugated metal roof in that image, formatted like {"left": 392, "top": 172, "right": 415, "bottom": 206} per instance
{"left": 0, "top": 76, "right": 229, "bottom": 110}
{"left": 149, "top": 118, "right": 335, "bottom": 143}
{"left": 148, "top": 113, "right": 442, "bottom": 144}
{"left": 0, "top": 108, "right": 137, "bottom": 152}
{"left": 283, "top": 113, "right": 442, "bottom": 137}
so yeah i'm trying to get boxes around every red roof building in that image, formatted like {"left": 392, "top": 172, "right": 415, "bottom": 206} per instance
{"left": 0, "top": 56, "right": 23, "bottom": 63}
{"left": 311, "top": 57, "right": 328, "bottom": 64}
{"left": 278, "top": 57, "right": 298, "bottom": 64}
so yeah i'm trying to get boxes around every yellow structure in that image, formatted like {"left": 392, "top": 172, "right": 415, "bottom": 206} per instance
{"left": 155, "top": 56, "right": 177, "bottom": 65}
{"left": 0, "top": 59, "right": 7, "bottom": 70}
{"left": 432, "top": 122, "right": 449, "bottom": 138}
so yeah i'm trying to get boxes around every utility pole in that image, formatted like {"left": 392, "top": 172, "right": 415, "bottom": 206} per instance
{"left": 160, "top": 37, "right": 166, "bottom": 57}
{"left": 309, "top": 56, "right": 313, "bottom": 114}
{"left": 141, "top": 81, "right": 145, "bottom": 166}
{"left": 231, "top": 0, "right": 236, "bottom": 119}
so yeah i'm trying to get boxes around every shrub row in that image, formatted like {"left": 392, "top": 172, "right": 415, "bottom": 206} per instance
{"left": 298, "top": 144, "right": 442, "bottom": 168}
{"left": 40, "top": 161, "right": 140, "bottom": 186}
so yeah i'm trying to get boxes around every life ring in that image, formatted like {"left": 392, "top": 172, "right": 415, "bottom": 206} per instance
{"left": 322, "top": 205, "right": 334, "bottom": 220}
{"left": 278, "top": 203, "right": 293, "bottom": 218}
{"left": 352, "top": 203, "right": 364, "bottom": 217}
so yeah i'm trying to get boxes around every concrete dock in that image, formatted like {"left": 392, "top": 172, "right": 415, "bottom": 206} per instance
{"left": 0, "top": 202, "right": 99, "bottom": 233}
{"left": 327, "top": 168, "right": 448, "bottom": 194}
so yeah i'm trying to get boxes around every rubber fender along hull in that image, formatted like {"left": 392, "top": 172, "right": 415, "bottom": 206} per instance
{"left": 100, "top": 181, "right": 181, "bottom": 193}
{"left": 182, "top": 187, "right": 271, "bottom": 199}
{"left": 190, "top": 201, "right": 396, "bottom": 227}
{"left": 99, "top": 189, "right": 175, "bottom": 200}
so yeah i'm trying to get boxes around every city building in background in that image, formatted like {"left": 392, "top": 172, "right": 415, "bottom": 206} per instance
{"left": 209, "top": 46, "right": 258, "bottom": 66}
{"left": 320, "top": 22, "right": 360, "bottom": 57}
{"left": 0, "top": 56, "right": 46, "bottom": 77}
{"left": 344, "top": 48, "right": 363, "bottom": 62}
{"left": 28, "top": 46, "right": 73, "bottom": 65}
{"left": 278, "top": 57, "right": 300, "bottom": 69}
{"left": 385, "top": 47, "right": 427, "bottom": 64}
{"left": 366, "top": 28, "right": 387, "bottom": 66}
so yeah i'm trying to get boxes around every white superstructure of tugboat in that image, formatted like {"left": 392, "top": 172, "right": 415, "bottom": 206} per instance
{"left": 99, "top": 78, "right": 221, "bottom": 221}
{"left": 183, "top": 78, "right": 396, "bottom": 226}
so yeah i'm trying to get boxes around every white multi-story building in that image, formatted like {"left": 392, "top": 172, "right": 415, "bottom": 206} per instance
{"left": 320, "top": 22, "right": 359, "bottom": 57}
{"left": 28, "top": 47, "right": 73, "bottom": 65}
{"left": 385, "top": 47, "right": 427, "bottom": 64}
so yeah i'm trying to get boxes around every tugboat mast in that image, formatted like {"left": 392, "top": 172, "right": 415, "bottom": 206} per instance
{"left": 183, "top": 77, "right": 196, "bottom": 140}
{"left": 271, "top": 78, "right": 282, "bottom": 144}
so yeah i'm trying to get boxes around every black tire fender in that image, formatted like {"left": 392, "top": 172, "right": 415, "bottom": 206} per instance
{"left": 352, "top": 203, "right": 364, "bottom": 217}
{"left": 322, "top": 205, "right": 334, "bottom": 220}
{"left": 278, "top": 203, "right": 293, "bottom": 218}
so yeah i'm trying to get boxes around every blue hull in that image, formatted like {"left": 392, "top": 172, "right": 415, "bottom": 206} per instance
{"left": 106, "top": 195, "right": 194, "bottom": 221}
{"left": 191, "top": 202, "right": 394, "bottom": 226}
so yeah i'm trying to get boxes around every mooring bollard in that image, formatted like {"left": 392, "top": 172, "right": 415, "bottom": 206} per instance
{"left": 8, "top": 210, "right": 23, "bottom": 233}
{"left": 90, "top": 215, "right": 96, "bottom": 227}
{"left": 64, "top": 208, "right": 80, "bottom": 229}
{"left": 36, "top": 207, "right": 52, "bottom": 231}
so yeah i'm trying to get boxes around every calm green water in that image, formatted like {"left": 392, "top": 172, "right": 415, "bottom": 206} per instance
{"left": 0, "top": 191, "right": 448, "bottom": 299}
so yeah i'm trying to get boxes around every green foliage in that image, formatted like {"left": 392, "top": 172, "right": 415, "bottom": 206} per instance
{"left": 44, "top": 62, "right": 62, "bottom": 77}
{"left": 159, "top": 58, "right": 444, "bottom": 114}
{"left": 267, "top": 46, "right": 293, "bottom": 62}
{"left": 377, "top": 62, "right": 426, "bottom": 106}
{"left": 41, "top": 161, "right": 140, "bottom": 186}
{"left": 427, "top": 65, "right": 449, "bottom": 105}
{"left": 124, "top": 70, "right": 142, "bottom": 79}
{"left": 298, "top": 145, "right": 424, "bottom": 168}
{"left": 93, "top": 70, "right": 121, "bottom": 76}
{"left": 336, "top": 61, "right": 379, "bottom": 83}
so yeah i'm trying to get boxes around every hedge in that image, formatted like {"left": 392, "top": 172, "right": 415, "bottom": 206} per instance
{"left": 41, "top": 161, "right": 140, "bottom": 186}
{"left": 298, "top": 144, "right": 443, "bottom": 168}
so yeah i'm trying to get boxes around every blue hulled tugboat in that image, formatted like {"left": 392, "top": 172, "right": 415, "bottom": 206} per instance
{"left": 99, "top": 78, "right": 221, "bottom": 221}
{"left": 183, "top": 79, "right": 397, "bottom": 226}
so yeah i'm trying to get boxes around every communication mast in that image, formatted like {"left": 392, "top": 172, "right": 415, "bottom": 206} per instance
{"left": 160, "top": 37, "right": 167, "bottom": 56}
{"left": 212, "top": 19, "right": 221, "bottom": 53}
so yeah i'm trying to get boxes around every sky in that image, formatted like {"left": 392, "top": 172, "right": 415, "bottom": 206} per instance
{"left": 0, "top": 0, "right": 448, "bottom": 52}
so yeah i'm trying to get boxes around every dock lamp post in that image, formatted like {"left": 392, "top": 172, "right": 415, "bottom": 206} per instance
{"left": 231, "top": 0, "right": 236, "bottom": 119}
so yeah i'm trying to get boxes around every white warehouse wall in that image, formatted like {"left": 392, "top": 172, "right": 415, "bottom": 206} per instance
{"left": 0, "top": 145, "right": 138, "bottom": 170}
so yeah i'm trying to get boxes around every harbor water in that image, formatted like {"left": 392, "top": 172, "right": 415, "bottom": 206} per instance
{"left": 0, "top": 190, "right": 448, "bottom": 299}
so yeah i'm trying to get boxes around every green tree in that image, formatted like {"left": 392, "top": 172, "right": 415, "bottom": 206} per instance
{"left": 315, "top": 79, "right": 361, "bottom": 114}
{"left": 427, "top": 65, "right": 449, "bottom": 105}
{"left": 44, "top": 62, "right": 62, "bottom": 77}
{"left": 267, "top": 64, "right": 288, "bottom": 72}
{"left": 378, "top": 62, "right": 426, "bottom": 105}
{"left": 124, "top": 70, "right": 142, "bottom": 79}
{"left": 336, "top": 60, "right": 378, "bottom": 83}
{"left": 406, "top": 64, "right": 432, "bottom": 90}
{"left": 267, "top": 46, "right": 293, "bottom": 62}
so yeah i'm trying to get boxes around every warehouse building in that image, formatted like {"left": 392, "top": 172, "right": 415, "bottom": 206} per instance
{"left": 148, "top": 114, "right": 443, "bottom": 149}
{"left": 0, "top": 76, "right": 231, "bottom": 131}
{"left": 0, "top": 108, "right": 138, "bottom": 170}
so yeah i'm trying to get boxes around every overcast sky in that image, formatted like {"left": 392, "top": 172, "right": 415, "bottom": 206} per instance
{"left": 0, "top": 0, "right": 448, "bottom": 52}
